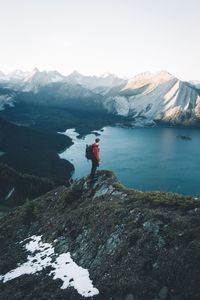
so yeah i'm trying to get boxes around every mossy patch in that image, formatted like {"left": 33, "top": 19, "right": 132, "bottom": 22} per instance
{"left": 113, "top": 179, "right": 200, "bottom": 210}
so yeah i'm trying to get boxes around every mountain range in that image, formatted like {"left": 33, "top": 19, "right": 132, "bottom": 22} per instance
{"left": 0, "top": 68, "right": 200, "bottom": 126}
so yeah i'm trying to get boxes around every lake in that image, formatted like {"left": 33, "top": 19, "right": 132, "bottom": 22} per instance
{"left": 59, "top": 126, "right": 200, "bottom": 196}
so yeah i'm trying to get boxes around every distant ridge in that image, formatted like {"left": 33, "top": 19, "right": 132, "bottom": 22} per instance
{"left": 0, "top": 68, "right": 200, "bottom": 126}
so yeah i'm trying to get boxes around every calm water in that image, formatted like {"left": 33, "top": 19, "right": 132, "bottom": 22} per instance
{"left": 59, "top": 127, "right": 200, "bottom": 196}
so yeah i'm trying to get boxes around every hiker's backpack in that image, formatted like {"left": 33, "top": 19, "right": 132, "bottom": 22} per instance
{"left": 85, "top": 144, "right": 94, "bottom": 160}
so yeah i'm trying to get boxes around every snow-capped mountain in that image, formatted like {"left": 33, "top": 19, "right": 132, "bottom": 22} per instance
{"left": 22, "top": 68, "right": 66, "bottom": 92}
{"left": 122, "top": 71, "right": 174, "bottom": 91}
{"left": 65, "top": 71, "right": 126, "bottom": 91}
{"left": 0, "top": 70, "right": 28, "bottom": 90}
{"left": 104, "top": 71, "right": 200, "bottom": 125}
{"left": 190, "top": 81, "right": 200, "bottom": 89}
{"left": 0, "top": 68, "right": 66, "bottom": 92}
{"left": 0, "top": 68, "right": 200, "bottom": 126}
{"left": 6, "top": 70, "right": 29, "bottom": 82}
{"left": 0, "top": 68, "right": 126, "bottom": 94}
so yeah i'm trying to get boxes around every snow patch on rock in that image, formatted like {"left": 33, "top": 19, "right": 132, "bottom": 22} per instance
{"left": 5, "top": 187, "right": 15, "bottom": 201}
{"left": 0, "top": 95, "right": 14, "bottom": 111}
{"left": 0, "top": 235, "right": 99, "bottom": 297}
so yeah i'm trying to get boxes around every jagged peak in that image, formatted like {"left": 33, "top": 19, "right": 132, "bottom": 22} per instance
{"left": 101, "top": 72, "right": 117, "bottom": 78}
{"left": 154, "top": 70, "right": 175, "bottom": 81}
{"left": 32, "top": 67, "right": 39, "bottom": 73}
{"left": 123, "top": 70, "right": 176, "bottom": 91}
{"left": 68, "top": 70, "right": 83, "bottom": 77}
{"left": 129, "top": 70, "right": 174, "bottom": 82}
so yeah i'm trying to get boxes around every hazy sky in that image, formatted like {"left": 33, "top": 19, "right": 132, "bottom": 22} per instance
{"left": 0, "top": 0, "right": 199, "bottom": 80}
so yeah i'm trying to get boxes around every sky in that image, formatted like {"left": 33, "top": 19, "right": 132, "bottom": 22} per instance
{"left": 0, "top": 0, "right": 199, "bottom": 80}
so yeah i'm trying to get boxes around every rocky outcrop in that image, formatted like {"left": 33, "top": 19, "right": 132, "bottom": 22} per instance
{"left": 0, "top": 170, "right": 200, "bottom": 299}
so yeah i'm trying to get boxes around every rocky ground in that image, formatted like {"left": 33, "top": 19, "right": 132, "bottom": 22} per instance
{"left": 0, "top": 170, "right": 200, "bottom": 300}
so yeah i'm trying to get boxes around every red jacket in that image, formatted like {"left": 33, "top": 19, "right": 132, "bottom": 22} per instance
{"left": 92, "top": 143, "right": 100, "bottom": 162}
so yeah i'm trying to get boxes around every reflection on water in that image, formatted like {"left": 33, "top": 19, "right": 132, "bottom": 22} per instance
{"left": 59, "top": 127, "right": 200, "bottom": 196}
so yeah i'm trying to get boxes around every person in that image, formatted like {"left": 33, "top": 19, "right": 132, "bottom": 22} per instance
{"left": 90, "top": 138, "right": 100, "bottom": 178}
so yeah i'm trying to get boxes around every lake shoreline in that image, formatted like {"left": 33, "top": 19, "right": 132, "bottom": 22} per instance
{"left": 59, "top": 126, "right": 200, "bottom": 197}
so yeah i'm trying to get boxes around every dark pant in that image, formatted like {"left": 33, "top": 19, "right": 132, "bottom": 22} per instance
{"left": 90, "top": 158, "right": 99, "bottom": 178}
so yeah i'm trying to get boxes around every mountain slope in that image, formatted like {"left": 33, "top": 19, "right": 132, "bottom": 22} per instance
{"left": 22, "top": 68, "right": 66, "bottom": 92}
{"left": 66, "top": 71, "right": 127, "bottom": 91}
{"left": 0, "top": 170, "right": 200, "bottom": 299}
{"left": 0, "top": 163, "right": 57, "bottom": 208}
{"left": 0, "top": 69, "right": 65, "bottom": 92}
{"left": 190, "top": 80, "right": 200, "bottom": 89}
{"left": 0, "top": 87, "right": 16, "bottom": 111}
{"left": 104, "top": 71, "right": 200, "bottom": 125}
{"left": 0, "top": 117, "right": 74, "bottom": 180}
